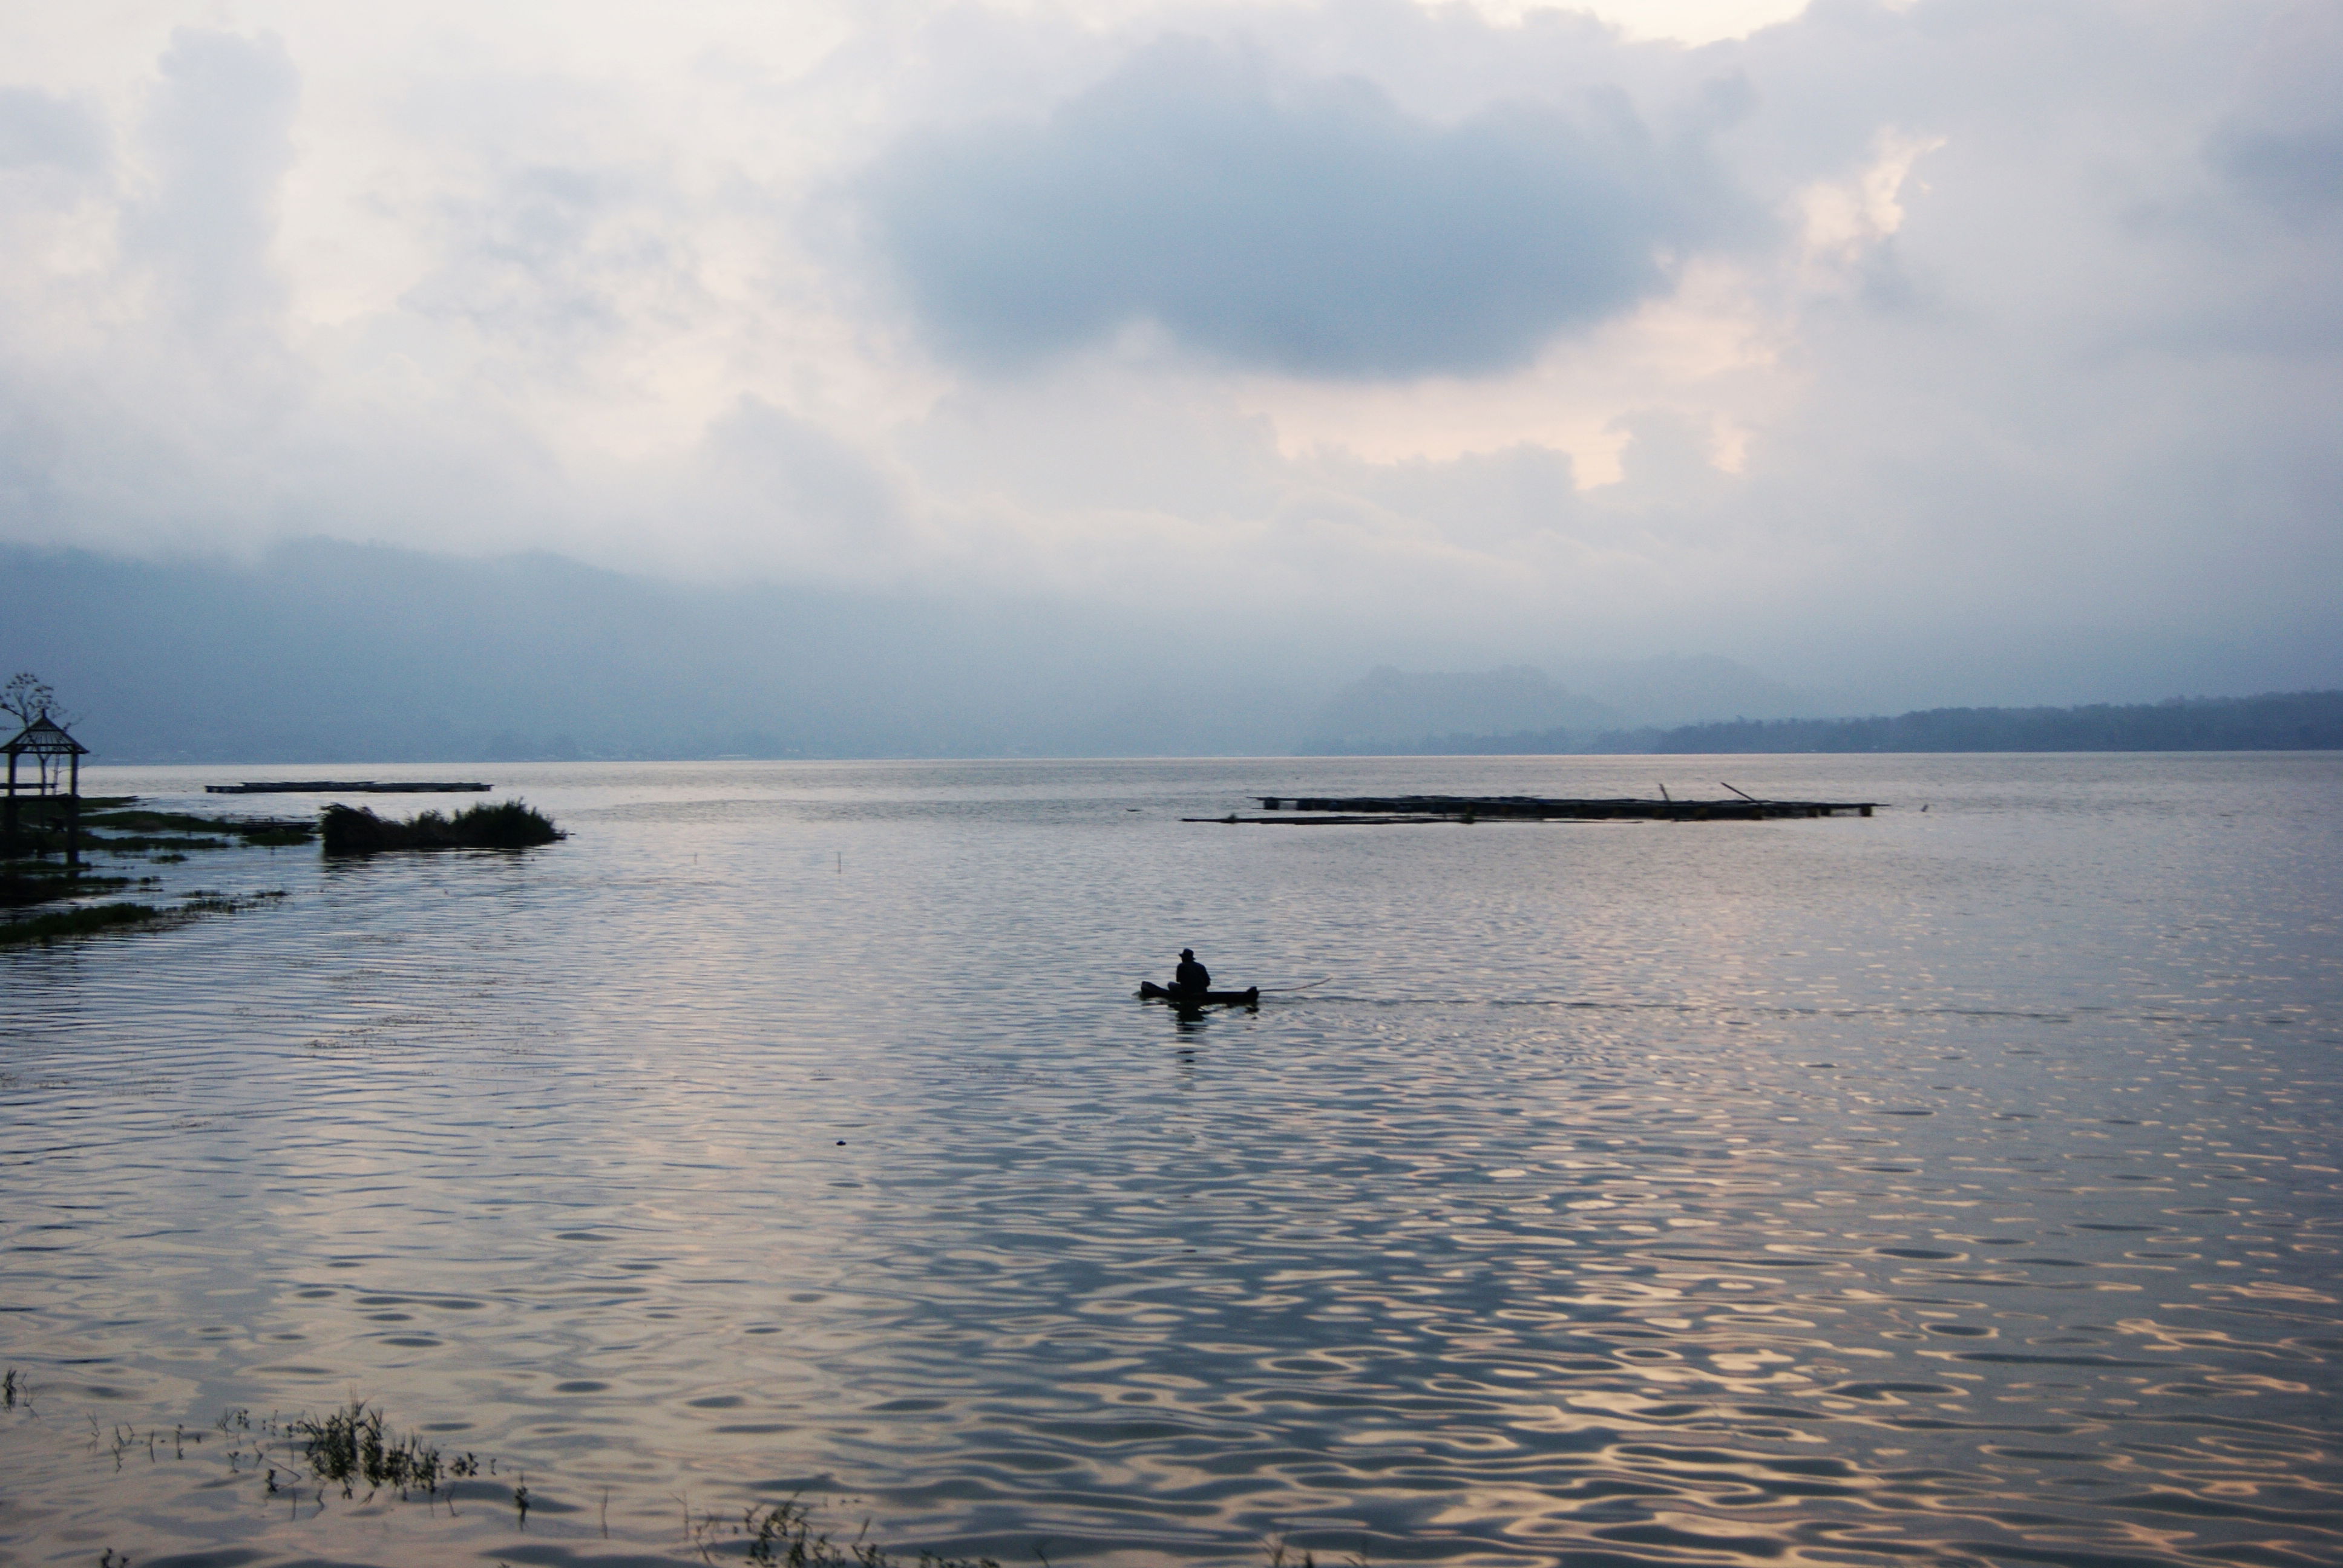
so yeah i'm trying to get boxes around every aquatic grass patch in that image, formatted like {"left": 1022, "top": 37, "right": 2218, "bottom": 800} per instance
{"left": 3, "top": 800, "right": 313, "bottom": 862}
{"left": 38, "top": 1384, "right": 1367, "bottom": 1560}
{"left": 704, "top": 1500, "right": 1345, "bottom": 1568}
{"left": 0, "top": 827, "right": 65, "bottom": 858}
{"left": 86, "top": 832, "right": 232, "bottom": 852}
{"left": 288, "top": 1399, "right": 479, "bottom": 1499}
{"left": 181, "top": 889, "right": 288, "bottom": 915}
{"left": 704, "top": 1498, "right": 1004, "bottom": 1568}
{"left": 6, "top": 794, "right": 122, "bottom": 829}
{"left": 322, "top": 799, "right": 563, "bottom": 855}
{"left": 205, "top": 1404, "right": 488, "bottom": 1514}
{"left": 236, "top": 825, "right": 315, "bottom": 847}
{"left": 0, "top": 902, "right": 162, "bottom": 946}
{"left": 1, "top": 889, "right": 284, "bottom": 948}
{"left": 88, "top": 807, "right": 255, "bottom": 832}
{"left": 1, "top": 795, "right": 129, "bottom": 857}
{"left": 86, "top": 807, "right": 316, "bottom": 846}
{"left": 0, "top": 868, "right": 131, "bottom": 907}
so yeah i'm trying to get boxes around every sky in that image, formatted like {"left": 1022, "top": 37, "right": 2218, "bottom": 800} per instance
{"left": 2, "top": 0, "right": 2339, "bottom": 714}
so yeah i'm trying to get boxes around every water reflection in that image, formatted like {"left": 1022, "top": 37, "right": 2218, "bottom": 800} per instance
{"left": 1, "top": 754, "right": 2338, "bottom": 1566}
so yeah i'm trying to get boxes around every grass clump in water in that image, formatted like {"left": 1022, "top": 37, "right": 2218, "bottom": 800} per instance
{"left": 321, "top": 799, "right": 563, "bottom": 855}
{"left": 289, "top": 1400, "right": 477, "bottom": 1499}
{"left": 1, "top": 867, "right": 130, "bottom": 909}
{"left": 88, "top": 832, "right": 232, "bottom": 852}
{"left": 86, "top": 807, "right": 315, "bottom": 848}
{"left": 731, "top": 1498, "right": 1002, "bottom": 1568}
{"left": 0, "top": 903, "right": 160, "bottom": 946}
{"left": 2, "top": 889, "right": 284, "bottom": 948}
{"left": 5, "top": 800, "right": 313, "bottom": 861}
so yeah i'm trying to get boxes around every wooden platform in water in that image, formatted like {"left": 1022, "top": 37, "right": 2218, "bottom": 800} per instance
{"left": 206, "top": 780, "right": 492, "bottom": 794}
{"left": 1219, "top": 793, "right": 1881, "bottom": 822}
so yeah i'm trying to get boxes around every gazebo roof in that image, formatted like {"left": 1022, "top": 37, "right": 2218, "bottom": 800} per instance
{"left": 2, "top": 715, "right": 88, "bottom": 757}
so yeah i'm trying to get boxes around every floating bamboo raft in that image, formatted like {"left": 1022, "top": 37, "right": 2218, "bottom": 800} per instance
{"left": 205, "top": 780, "right": 491, "bottom": 794}
{"left": 1185, "top": 792, "right": 1881, "bottom": 824}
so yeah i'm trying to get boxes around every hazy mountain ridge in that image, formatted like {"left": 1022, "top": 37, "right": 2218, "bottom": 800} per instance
{"left": 4, "top": 540, "right": 1309, "bottom": 762}
{"left": 1325, "top": 692, "right": 2343, "bottom": 756}
{"left": 1304, "top": 666, "right": 1628, "bottom": 751}
{"left": 1300, "top": 659, "right": 1827, "bottom": 753}
{"left": 8, "top": 540, "right": 2330, "bottom": 763}
{"left": 1630, "top": 694, "right": 2343, "bottom": 754}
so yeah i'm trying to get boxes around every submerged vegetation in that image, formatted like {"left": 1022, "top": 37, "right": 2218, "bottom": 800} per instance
{"left": 3, "top": 795, "right": 315, "bottom": 861}
{"left": 18, "top": 1378, "right": 1355, "bottom": 1563}
{"left": 0, "top": 890, "right": 284, "bottom": 949}
{"left": 725, "top": 1498, "right": 1007, "bottom": 1568}
{"left": 284, "top": 1400, "right": 479, "bottom": 1499}
{"left": 1, "top": 864, "right": 133, "bottom": 909}
{"left": 0, "top": 786, "right": 553, "bottom": 952}
{"left": 86, "top": 805, "right": 315, "bottom": 848}
{"left": 204, "top": 1403, "right": 516, "bottom": 1516}
{"left": 321, "top": 799, "right": 564, "bottom": 855}
{"left": 0, "top": 902, "right": 162, "bottom": 946}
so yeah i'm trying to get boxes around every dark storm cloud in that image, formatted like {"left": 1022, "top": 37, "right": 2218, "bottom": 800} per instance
{"left": 862, "top": 36, "right": 1740, "bottom": 379}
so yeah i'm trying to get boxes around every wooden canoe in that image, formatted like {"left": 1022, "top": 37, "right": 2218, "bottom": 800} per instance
{"left": 1139, "top": 982, "right": 1260, "bottom": 1006}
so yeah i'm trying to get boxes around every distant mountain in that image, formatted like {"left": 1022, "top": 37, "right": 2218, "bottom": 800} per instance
{"left": 1297, "top": 655, "right": 1827, "bottom": 753}
{"left": 1323, "top": 691, "right": 2343, "bottom": 756}
{"left": 11, "top": 538, "right": 2327, "bottom": 763}
{"left": 1302, "top": 665, "right": 1627, "bottom": 753}
{"left": 1554, "top": 653, "right": 1828, "bottom": 727}
{"left": 0, "top": 539, "right": 1312, "bottom": 762}
{"left": 1625, "top": 692, "right": 2343, "bottom": 753}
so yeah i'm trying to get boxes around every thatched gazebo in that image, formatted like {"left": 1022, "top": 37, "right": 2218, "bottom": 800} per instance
{"left": 4, "top": 714, "right": 90, "bottom": 863}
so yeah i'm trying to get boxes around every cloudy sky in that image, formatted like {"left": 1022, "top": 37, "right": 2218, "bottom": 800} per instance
{"left": 3, "top": 0, "right": 2338, "bottom": 706}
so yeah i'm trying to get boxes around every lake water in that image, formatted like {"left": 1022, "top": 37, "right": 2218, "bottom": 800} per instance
{"left": 3, "top": 754, "right": 2340, "bottom": 1567}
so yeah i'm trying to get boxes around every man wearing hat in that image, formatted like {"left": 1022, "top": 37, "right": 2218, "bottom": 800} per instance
{"left": 1172, "top": 948, "right": 1211, "bottom": 998}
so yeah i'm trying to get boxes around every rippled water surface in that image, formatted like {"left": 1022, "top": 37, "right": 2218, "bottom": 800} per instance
{"left": 4, "top": 754, "right": 2341, "bottom": 1567}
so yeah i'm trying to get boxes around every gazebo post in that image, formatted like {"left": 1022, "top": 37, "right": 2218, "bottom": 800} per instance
{"left": 4, "top": 748, "right": 15, "bottom": 841}
{"left": 66, "top": 749, "right": 79, "bottom": 866}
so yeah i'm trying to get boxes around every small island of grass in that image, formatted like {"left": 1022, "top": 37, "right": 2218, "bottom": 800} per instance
{"left": 321, "top": 799, "right": 565, "bottom": 855}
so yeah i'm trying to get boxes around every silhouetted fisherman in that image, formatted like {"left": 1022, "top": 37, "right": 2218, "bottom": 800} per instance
{"left": 1172, "top": 948, "right": 1211, "bottom": 998}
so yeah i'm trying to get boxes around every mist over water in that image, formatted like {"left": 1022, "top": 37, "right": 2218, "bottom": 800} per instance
{"left": 2, "top": 754, "right": 2339, "bottom": 1566}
